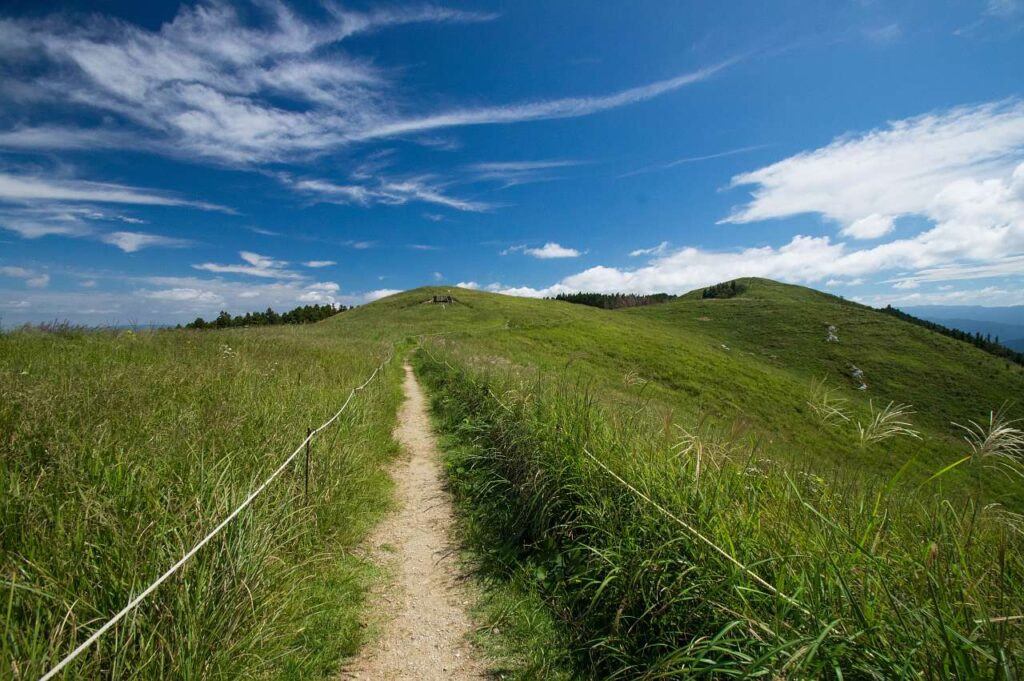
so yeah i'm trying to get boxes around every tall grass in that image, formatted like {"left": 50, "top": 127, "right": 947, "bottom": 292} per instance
{"left": 1, "top": 325, "right": 401, "bottom": 679}
{"left": 418, "top": 346, "right": 1024, "bottom": 679}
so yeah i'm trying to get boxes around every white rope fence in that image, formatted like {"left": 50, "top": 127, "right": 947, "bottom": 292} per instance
{"left": 39, "top": 353, "right": 391, "bottom": 681}
{"left": 415, "top": 342, "right": 820, "bottom": 626}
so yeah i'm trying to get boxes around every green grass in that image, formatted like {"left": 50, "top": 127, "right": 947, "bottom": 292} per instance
{"left": 417, "top": 347, "right": 1024, "bottom": 679}
{"left": 1, "top": 324, "right": 401, "bottom": 679}
{"left": 5, "top": 279, "right": 1023, "bottom": 679}
{"left": 332, "top": 282, "right": 1024, "bottom": 505}
{"left": 324, "top": 282, "right": 1024, "bottom": 678}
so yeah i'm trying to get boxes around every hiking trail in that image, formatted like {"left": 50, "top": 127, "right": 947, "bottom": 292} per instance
{"left": 340, "top": 362, "right": 485, "bottom": 680}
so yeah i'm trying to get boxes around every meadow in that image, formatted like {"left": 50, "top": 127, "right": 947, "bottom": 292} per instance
{"left": 4, "top": 279, "right": 1023, "bottom": 679}
{"left": 1, "top": 324, "right": 400, "bottom": 679}
{"left": 362, "top": 281, "right": 1024, "bottom": 678}
{"left": 419, "top": 348, "right": 1024, "bottom": 677}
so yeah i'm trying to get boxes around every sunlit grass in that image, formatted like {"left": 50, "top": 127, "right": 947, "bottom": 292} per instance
{"left": 419, "top": 344, "right": 1024, "bottom": 679}
{"left": 1, "top": 325, "right": 401, "bottom": 679}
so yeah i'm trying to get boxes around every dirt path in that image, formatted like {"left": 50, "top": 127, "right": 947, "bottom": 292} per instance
{"left": 340, "top": 363, "right": 486, "bottom": 680}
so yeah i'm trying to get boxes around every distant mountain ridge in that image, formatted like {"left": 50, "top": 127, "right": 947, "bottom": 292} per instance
{"left": 902, "top": 305, "right": 1024, "bottom": 351}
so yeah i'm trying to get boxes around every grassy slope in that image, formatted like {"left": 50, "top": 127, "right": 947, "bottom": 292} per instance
{"left": 1, "top": 325, "right": 400, "bottom": 679}
{"left": 334, "top": 282, "right": 1024, "bottom": 504}
{"left": 359, "top": 285, "right": 1024, "bottom": 678}
{"left": 6, "top": 280, "right": 1022, "bottom": 678}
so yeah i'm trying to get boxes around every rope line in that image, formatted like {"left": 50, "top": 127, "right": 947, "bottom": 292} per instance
{"left": 38, "top": 353, "right": 391, "bottom": 681}
{"left": 580, "top": 448, "right": 815, "bottom": 619}
{"left": 415, "top": 343, "right": 813, "bottom": 620}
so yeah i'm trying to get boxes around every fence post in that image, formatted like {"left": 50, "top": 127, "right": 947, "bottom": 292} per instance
{"left": 305, "top": 427, "right": 311, "bottom": 504}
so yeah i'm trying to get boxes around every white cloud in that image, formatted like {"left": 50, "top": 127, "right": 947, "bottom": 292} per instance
{"left": 0, "top": 274, "right": 400, "bottom": 326}
{"left": 857, "top": 285, "right": 1024, "bottom": 308}
{"left": 864, "top": 23, "right": 902, "bottom": 44}
{"left": 594, "top": 99, "right": 1024, "bottom": 293}
{"left": 724, "top": 100, "right": 1024, "bottom": 231}
{"left": 193, "top": 250, "right": 302, "bottom": 279}
{"left": 100, "top": 231, "right": 191, "bottom": 253}
{"left": 363, "top": 288, "right": 401, "bottom": 302}
{"left": 465, "top": 159, "right": 583, "bottom": 187}
{"left": 432, "top": 271, "right": 443, "bottom": 281}
{"left": 0, "top": 172, "right": 229, "bottom": 211}
{"left": 619, "top": 145, "right": 767, "bottom": 178}
{"left": 842, "top": 213, "right": 895, "bottom": 239}
{"left": 0, "top": 4, "right": 729, "bottom": 165}
{"left": 455, "top": 281, "right": 479, "bottom": 289}
{"left": 630, "top": 241, "right": 670, "bottom": 257}
{"left": 523, "top": 242, "right": 582, "bottom": 259}
{"left": 353, "top": 61, "right": 734, "bottom": 142}
{"left": 304, "top": 260, "right": 336, "bottom": 268}
{"left": 142, "top": 287, "right": 224, "bottom": 304}
{"left": 0, "top": 265, "right": 49, "bottom": 288}
{"left": 297, "top": 281, "right": 341, "bottom": 302}
{"left": 284, "top": 175, "right": 493, "bottom": 212}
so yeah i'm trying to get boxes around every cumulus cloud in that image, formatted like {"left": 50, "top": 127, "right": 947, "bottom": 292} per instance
{"left": 0, "top": 273, "right": 400, "bottom": 325}
{"left": 724, "top": 100, "right": 1024, "bottom": 231}
{"left": 363, "top": 288, "right": 401, "bottom": 302}
{"left": 523, "top": 242, "right": 582, "bottom": 258}
{"left": 303, "top": 260, "right": 336, "bottom": 268}
{"left": 0, "top": 265, "right": 49, "bottom": 288}
{"left": 485, "top": 122, "right": 1024, "bottom": 299}
{"left": 469, "top": 101, "right": 1017, "bottom": 300}
{"left": 842, "top": 213, "right": 895, "bottom": 239}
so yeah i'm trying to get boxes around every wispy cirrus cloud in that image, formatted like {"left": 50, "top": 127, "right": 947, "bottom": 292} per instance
{"left": 0, "top": 2, "right": 731, "bottom": 165}
{"left": 352, "top": 61, "right": 735, "bottom": 143}
{"left": 193, "top": 251, "right": 303, "bottom": 279}
{"left": 465, "top": 159, "right": 584, "bottom": 187}
{"left": 282, "top": 174, "right": 494, "bottom": 212}
{"left": 0, "top": 172, "right": 230, "bottom": 211}
{"left": 100, "top": 231, "right": 191, "bottom": 253}
{"left": 630, "top": 241, "right": 670, "bottom": 257}
{"left": 0, "top": 203, "right": 196, "bottom": 252}
{"left": 619, "top": 144, "right": 768, "bottom": 178}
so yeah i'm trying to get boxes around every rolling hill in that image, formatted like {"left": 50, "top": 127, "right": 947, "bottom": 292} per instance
{"left": 362, "top": 280, "right": 1024, "bottom": 678}
{"left": 331, "top": 278, "right": 1024, "bottom": 503}
{"left": 5, "top": 278, "right": 1022, "bottom": 679}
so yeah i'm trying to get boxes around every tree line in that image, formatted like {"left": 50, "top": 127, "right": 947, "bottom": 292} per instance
{"left": 880, "top": 305, "right": 1024, "bottom": 367}
{"left": 551, "top": 292, "right": 679, "bottom": 310}
{"left": 702, "top": 280, "right": 747, "bottom": 299}
{"left": 183, "top": 303, "right": 345, "bottom": 329}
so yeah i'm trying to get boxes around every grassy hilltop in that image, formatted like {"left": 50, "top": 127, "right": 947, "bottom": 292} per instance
{"left": 332, "top": 280, "right": 1024, "bottom": 502}
{"left": 3, "top": 279, "right": 1023, "bottom": 679}
{"left": 332, "top": 281, "right": 1024, "bottom": 678}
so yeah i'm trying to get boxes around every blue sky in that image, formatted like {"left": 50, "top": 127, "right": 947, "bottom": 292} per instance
{"left": 0, "top": 0, "right": 1022, "bottom": 326}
